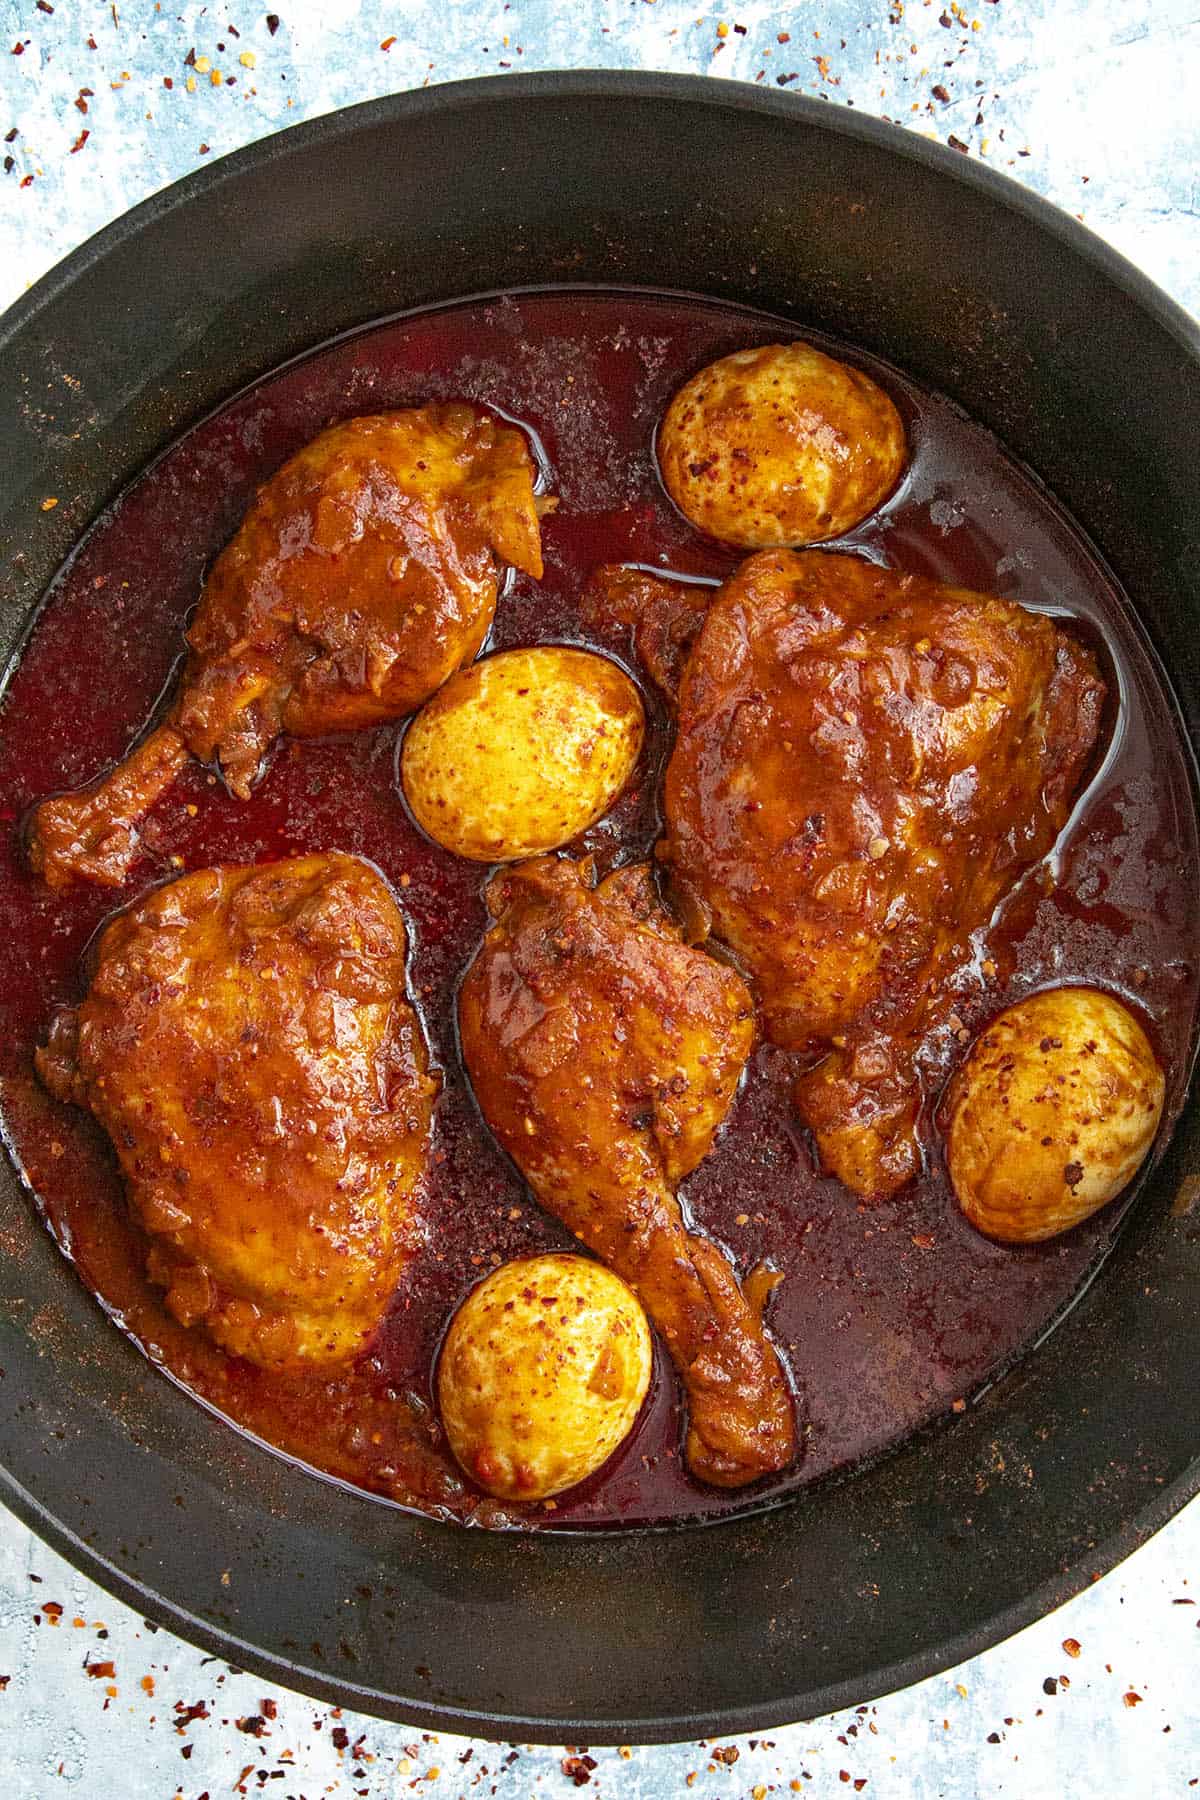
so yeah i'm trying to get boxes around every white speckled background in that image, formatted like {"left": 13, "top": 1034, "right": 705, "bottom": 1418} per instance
{"left": 1, "top": 2, "right": 1198, "bottom": 1795}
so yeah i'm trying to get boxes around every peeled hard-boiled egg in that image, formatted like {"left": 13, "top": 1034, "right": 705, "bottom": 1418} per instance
{"left": 658, "top": 340, "right": 906, "bottom": 548}
{"left": 437, "top": 1252, "right": 653, "bottom": 1502}
{"left": 401, "top": 645, "right": 643, "bottom": 862}
{"left": 943, "top": 986, "right": 1165, "bottom": 1244}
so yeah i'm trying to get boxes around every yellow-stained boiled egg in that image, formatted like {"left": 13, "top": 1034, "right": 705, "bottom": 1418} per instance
{"left": 401, "top": 646, "right": 643, "bottom": 862}
{"left": 658, "top": 340, "right": 906, "bottom": 548}
{"left": 437, "top": 1252, "right": 653, "bottom": 1501}
{"left": 943, "top": 987, "right": 1165, "bottom": 1244}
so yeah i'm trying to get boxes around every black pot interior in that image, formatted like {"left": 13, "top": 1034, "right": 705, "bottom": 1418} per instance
{"left": 1, "top": 75, "right": 1198, "bottom": 1742}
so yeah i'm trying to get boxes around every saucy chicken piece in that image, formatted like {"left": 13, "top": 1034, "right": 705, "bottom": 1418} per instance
{"left": 581, "top": 564, "right": 713, "bottom": 708}
{"left": 662, "top": 549, "right": 1105, "bottom": 1198}
{"left": 30, "top": 405, "right": 543, "bottom": 890}
{"left": 458, "top": 855, "right": 796, "bottom": 1489}
{"left": 36, "top": 853, "right": 436, "bottom": 1368}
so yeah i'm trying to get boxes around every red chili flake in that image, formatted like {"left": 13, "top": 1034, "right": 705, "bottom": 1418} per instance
{"left": 70, "top": 129, "right": 90, "bottom": 153}
{"left": 85, "top": 1660, "right": 116, "bottom": 1678}
{"left": 86, "top": 33, "right": 97, "bottom": 47}
{"left": 184, "top": 45, "right": 196, "bottom": 65}
{"left": 380, "top": 35, "right": 396, "bottom": 50}
{"left": 173, "top": 1699, "right": 210, "bottom": 1731}
{"left": 3, "top": 126, "right": 15, "bottom": 140}
{"left": 939, "top": 9, "right": 953, "bottom": 22}
{"left": 947, "top": 134, "right": 969, "bottom": 153}
{"left": 1124, "top": 1691, "right": 1144, "bottom": 1708}
{"left": 2, "top": 155, "right": 13, "bottom": 173}
{"left": 775, "top": 71, "right": 798, "bottom": 85}
{"left": 839, "top": 1775, "right": 851, "bottom": 1786}
{"left": 11, "top": 42, "right": 25, "bottom": 55}
{"left": 932, "top": 83, "right": 951, "bottom": 102}
{"left": 712, "top": 1746, "right": 739, "bottom": 1765}
{"left": 855, "top": 1784, "right": 868, "bottom": 1794}
{"left": 198, "top": 142, "right": 210, "bottom": 154}
{"left": 0, "top": 1676, "right": 9, "bottom": 1690}
{"left": 163, "top": 75, "right": 172, "bottom": 87}
{"left": 266, "top": 13, "right": 281, "bottom": 33}
{"left": 1062, "top": 1638, "right": 1081, "bottom": 1657}
{"left": 561, "top": 1755, "right": 597, "bottom": 1786}
{"left": 37, "top": 0, "right": 55, "bottom": 12}
{"left": 19, "top": 172, "right": 33, "bottom": 185}
{"left": 236, "top": 1714, "right": 267, "bottom": 1736}
{"left": 331, "top": 1725, "right": 350, "bottom": 1750}
{"left": 261, "top": 1698, "right": 278, "bottom": 1719}
{"left": 777, "top": 30, "right": 790, "bottom": 41}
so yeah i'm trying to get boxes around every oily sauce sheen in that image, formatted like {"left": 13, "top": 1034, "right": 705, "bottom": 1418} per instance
{"left": 0, "top": 290, "right": 1196, "bottom": 1529}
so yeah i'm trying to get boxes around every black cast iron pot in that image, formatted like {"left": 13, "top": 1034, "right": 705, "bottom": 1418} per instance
{"left": 1, "top": 72, "right": 1199, "bottom": 1743}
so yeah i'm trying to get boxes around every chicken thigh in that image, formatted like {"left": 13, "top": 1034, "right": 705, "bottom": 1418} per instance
{"left": 30, "top": 404, "right": 543, "bottom": 890}
{"left": 37, "top": 853, "right": 436, "bottom": 1368}
{"left": 661, "top": 549, "right": 1105, "bottom": 1198}
{"left": 458, "top": 856, "right": 796, "bottom": 1489}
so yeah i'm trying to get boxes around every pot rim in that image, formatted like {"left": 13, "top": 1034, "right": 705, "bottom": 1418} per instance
{"left": 3, "top": 70, "right": 1197, "bottom": 363}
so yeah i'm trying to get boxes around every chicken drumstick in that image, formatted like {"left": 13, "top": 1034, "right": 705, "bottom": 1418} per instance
{"left": 30, "top": 404, "right": 543, "bottom": 890}
{"left": 459, "top": 855, "right": 797, "bottom": 1489}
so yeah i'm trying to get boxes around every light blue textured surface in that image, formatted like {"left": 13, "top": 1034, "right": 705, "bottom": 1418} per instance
{"left": 2, "top": 3, "right": 1199, "bottom": 1796}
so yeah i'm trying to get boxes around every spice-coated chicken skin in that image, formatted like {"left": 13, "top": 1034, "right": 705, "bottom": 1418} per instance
{"left": 36, "top": 854, "right": 436, "bottom": 1368}
{"left": 661, "top": 549, "right": 1105, "bottom": 1198}
{"left": 30, "top": 405, "right": 543, "bottom": 890}
{"left": 458, "top": 856, "right": 797, "bottom": 1489}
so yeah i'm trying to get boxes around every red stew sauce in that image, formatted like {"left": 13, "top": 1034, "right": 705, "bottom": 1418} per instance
{"left": 0, "top": 290, "right": 1196, "bottom": 1529}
